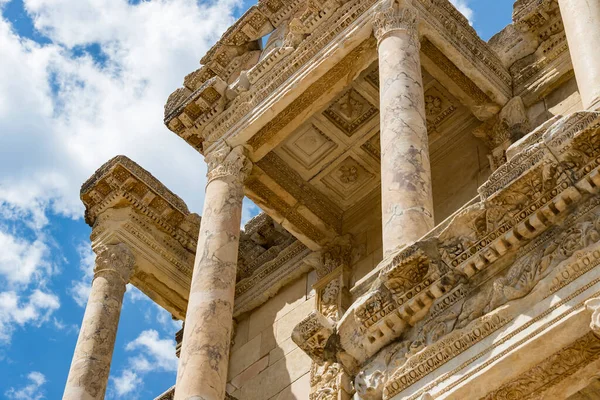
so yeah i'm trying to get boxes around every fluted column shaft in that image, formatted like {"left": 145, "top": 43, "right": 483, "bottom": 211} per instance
{"left": 559, "top": 0, "right": 600, "bottom": 110}
{"left": 63, "top": 243, "right": 135, "bottom": 400}
{"left": 374, "top": 1, "right": 434, "bottom": 256}
{"left": 175, "top": 146, "right": 251, "bottom": 400}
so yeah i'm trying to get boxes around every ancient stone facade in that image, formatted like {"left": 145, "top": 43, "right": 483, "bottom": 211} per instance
{"left": 65, "top": 0, "right": 600, "bottom": 399}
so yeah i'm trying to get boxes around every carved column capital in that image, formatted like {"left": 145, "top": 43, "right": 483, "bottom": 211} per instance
{"left": 373, "top": 0, "right": 419, "bottom": 45}
{"left": 318, "top": 235, "right": 353, "bottom": 279}
{"left": 94, "top": 243, "right": 135, "bottom": 284}
{"left": 206, "top": 145, "right": 253, "bottom": 185}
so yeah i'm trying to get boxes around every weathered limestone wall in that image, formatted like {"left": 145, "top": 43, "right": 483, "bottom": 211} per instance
{"left": 527, "top": 76, "right": 583, "bottom": 128}
{"left": 227, "top": 272, "right": 315, "bottom": 399}
{"left": 431, "top": 130, "right": 491, "bottom": 223}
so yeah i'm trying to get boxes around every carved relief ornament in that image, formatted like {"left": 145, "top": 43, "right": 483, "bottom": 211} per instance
{"left": 205, "top": 145, "right": 253, "bottom": 185}
{"left": 372, "top": 0, "right": 419, "bottom": 45}
{"left": 94, "top": 243, "right": 136, "bottom": 284}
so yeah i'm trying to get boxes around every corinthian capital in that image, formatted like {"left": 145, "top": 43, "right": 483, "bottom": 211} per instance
{"left": 206, "top": 145, "right": 253, "bottom": 185}
{"left": 373, "top": 0, "right": 419, "bottom": 44}
{"left": 94, "top": 243, "right": 135, "bottom": 283}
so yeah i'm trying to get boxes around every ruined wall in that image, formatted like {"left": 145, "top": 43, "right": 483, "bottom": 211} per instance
{"left": 227, "top": 272, "right": 315, "bottom": 399}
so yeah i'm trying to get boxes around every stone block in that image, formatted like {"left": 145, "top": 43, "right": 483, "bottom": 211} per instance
{"left": 228, "top": 333, "right": 261, "bottom": 381}
{"left": 275, "top": 299, "right": 315, "bottom": 345}
{"left": 269, "top": 337, "right": 299, "bottom": 366}
{"left": 231, "top": 315, "right": 250, "bottom": 353}
{"left": 230, "top": 355, "right": 269, "bottom": 389}
{"left": 248, "top": 274, "right": 308, "bottom": 340}
{"left": 239, "top": 347, "right": 312, "bottom": 400}
{"left": 270, "top": 372, "right": 311, "bottom": 400}
{"left": 260, "top": 328, "right": 277, "bottom": 358}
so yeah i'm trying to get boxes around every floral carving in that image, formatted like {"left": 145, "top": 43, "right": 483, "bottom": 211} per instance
{"left": 206, "top": 145, "right": 253, "bottom": 185}
{"left": 424, "top": 95, "right": 442, "bottom": 116}
{"left": 373, "top": 1, "right": 419, "bottom": 44}
{"left": 94, "top": 243, "right": 136, "bottom": 283}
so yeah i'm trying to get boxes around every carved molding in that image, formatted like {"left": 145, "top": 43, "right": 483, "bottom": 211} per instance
{"left": 81, "top": 155, "right": 200, "bottom": 253}
{"left": 479, "top": 332, "right": 600, "bottom": 400}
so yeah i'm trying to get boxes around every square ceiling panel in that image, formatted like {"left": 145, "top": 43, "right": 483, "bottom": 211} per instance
{"left": 361, "top": 133, "right": 380, "bottom": 162}
{"left": 276, "top": 122, "right": 343, "bottom": 181}
{"left": 424, "top": 86, "right": 457, "bottom": 132}
{"left": 315, "top": 155, "right": 378, "bottom": 209}
{"left": 323, "top": 88, "right": 378, "bottom": 137}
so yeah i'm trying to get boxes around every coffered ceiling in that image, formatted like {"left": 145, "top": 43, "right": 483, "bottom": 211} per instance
{"left": 246, "top": 54, "right": 485, "bottom": 249}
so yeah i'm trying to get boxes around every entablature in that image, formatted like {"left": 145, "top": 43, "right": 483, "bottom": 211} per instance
{"left": 164, "top": 0, "right": 511, "bottom": 158}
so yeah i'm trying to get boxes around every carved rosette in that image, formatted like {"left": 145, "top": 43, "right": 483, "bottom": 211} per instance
{"left": 93, "top": 243, "right": 135, "bottom": 285}
{"left": 372, "top": 1, "right": 419, "bottom": 46}
{"left": 206, "top": 145, "right": 252, "bottom": 186}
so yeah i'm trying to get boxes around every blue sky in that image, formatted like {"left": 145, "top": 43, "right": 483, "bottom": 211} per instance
{"left": 0, "top": 0, "right": 514, "bottom": 399}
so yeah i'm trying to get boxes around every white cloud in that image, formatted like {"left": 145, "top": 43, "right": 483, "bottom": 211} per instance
{"left": 110, "top": 329, "right": 178, "bottom": 396}
{"left": 5, "top": 371, "right": 47, "bottom": 400}
{"left": 450, "top": 0, "right": 474, "bottom": 23}
{"left": 0, "top": 290, "right": 60, "bottom": 343}
{"left": 0, "top": 228, "right": 50, "bottom": 285}
{"left": 111, "top": 369, "right": 142, "bottom": 397}
{"left": 0, "top": 0, "right": 241, "bottom": 231}
{"left": 125, "top": 329, "right": 178, "bottom": 372}
{"left": 70, "top": 242, "right": 95, "bottom": 307}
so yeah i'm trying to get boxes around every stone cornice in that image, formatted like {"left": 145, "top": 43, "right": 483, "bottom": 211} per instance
{"left": 164, "top": 0, "right": 510, "bottom": 155}
{"left": 81, "top": 155, "right": 200, "bottom": 253}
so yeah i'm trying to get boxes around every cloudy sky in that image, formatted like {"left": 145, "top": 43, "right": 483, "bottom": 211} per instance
{"left": 0, "top": 0, "right": 514, "bottom": 398}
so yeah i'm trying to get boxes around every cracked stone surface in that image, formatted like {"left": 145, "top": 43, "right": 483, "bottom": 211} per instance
{"left": 376, "top": 6, "right": 435, "bottom": 255}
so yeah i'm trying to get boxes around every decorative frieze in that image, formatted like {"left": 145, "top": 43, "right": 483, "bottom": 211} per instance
{"left": 479, "top": 332, "right": 600, "bottom": 400}
{"left": 165, "top": 0, "right": 510, "bottom": 154}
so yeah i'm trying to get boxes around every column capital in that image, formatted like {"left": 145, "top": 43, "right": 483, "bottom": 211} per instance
{"left": 373, "top": 0, "right": 419, "bottom": 44}
{"left": 94, "top": 243, "right": 135, "bottom": 284}
{"left": 317, "top": 235, "right": 353, "bottom": 279}
{"left": 206, "top": 145, "right": 252, "bottom": 185}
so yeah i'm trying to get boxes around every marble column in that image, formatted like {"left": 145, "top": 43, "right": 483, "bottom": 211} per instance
{"left": 63, "top": 243, "right": 135, "bottom": 400}
{"left": 373, "top": 0, "right": 434, "bottom": 256}
{"left": 558, "top": 0, "right": 600, "bottom": 110}
{"left": 175, "top": 146, "right": 251, "bottom": 400}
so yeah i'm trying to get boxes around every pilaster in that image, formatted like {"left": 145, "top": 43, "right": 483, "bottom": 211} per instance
{"left": 307, "top": 237, "right": 355, "bottom": 400}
